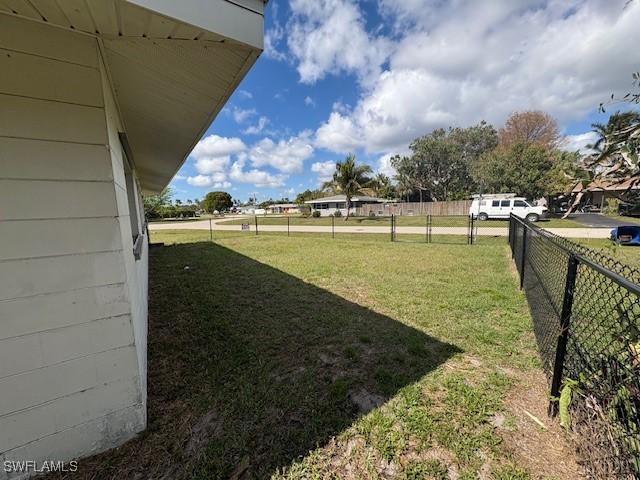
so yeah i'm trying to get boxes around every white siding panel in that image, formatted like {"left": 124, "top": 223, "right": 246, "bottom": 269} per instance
{"left": 40, "top": 315, "right": 134, "bottom": 366}
{"left": 0, "top": 94, "right": 106, "bottom": 144}
{"left": 0, "top": 354, "right": 98, "bottom": 416}
{"left": 0, "top": 401, "right": 56, "bottom": 454}
{"left": 0, "top": 217, "right": 122, "bottom": 261}
{"left": 0, "top": 346, "right": 138, "bottom": 417}
{"left": 0, "top": 285, "right": 129, "bottom": 340}
{"left": 0, "top": 377, "right": 140, "bottom": 453}
{"left": 0, "top": 14, "right": 97, "bottom": 67}
{"left": 0, "top": 334, "right": 43, "bottom": 379}
{"left": 0, "top": 180, "right": 117, "bottom": 220}
{"left": 0, "top": 138, "right": 112, "bottom": 181}
{"left": 0, "top": 48, "right": 102, "bottom": 107}
{"left": 2, "top": 404, "right": 144, "bottom": 473}
{"left": 0, "top": 251, "right": 126, "bottom": 301}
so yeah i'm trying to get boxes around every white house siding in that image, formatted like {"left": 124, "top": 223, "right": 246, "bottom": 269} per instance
{"left": 0, "top": 15, "right": 146, "bottom": 477}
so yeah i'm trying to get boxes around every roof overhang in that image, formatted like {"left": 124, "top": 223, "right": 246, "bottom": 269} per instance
{"left": 0, "top": 0, "right": 264, "bottom": 193}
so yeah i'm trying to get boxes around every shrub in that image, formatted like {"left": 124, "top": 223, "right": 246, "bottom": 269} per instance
{"left": 312, "top": 210, "right": 321, "bottom": 218}
{"left": 368, "top": 211, "right": 376, "bottom": 217}
{"left": 333, "top": 209, "right": 342, "bottom": 217}
{"left": 602, "top": 198, "right": 621, "bottom": 216}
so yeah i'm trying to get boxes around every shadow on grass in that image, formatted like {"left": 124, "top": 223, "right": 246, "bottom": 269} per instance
{"left": 59, "top": 241, "right": 460, "bottom": 480}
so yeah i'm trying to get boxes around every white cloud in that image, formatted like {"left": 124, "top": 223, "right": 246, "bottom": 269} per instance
{"left": 186, "top": 174, "right": 230, "bottom": 188}
{"left": 229, "top": 159, "right": 288, "bottom": 188}
{"left": 562, "top": 131, "right": 599, "bottom": 154}
{"left": 304, "top": 96, "right": 316, "bottom": 107}
{"left": 287, "top": 0, "right": 392, "bottom": 86}
{"left": 243, "top": 116, "right": 270, "bottom": 135}
{"left": 194, "top": 157, "right": 230, "bottom": 174}
{"left": 191, "top": 135, "right": 246, "bottom": 158}
{"left": 249, "top": 133, "right": 314, "bottom": 173}
{"left": 304, "top": 0, "right": 640, "bottom": 154}
{"left": 238, "top": 89, "right": 253, "bottom": 99}
{"left": 311, "top": 160, "right": 336, "bottom": 183}
{"left": 377, "top": 153, "right": 399, "bottom": 178}
{"left": 232, "top": 107, "right": 257, "bottom": 124}
{"left": 315, "top": 111, "right": 362, "bottom": 153}
{"left": 173, "top": 174, "right": 186, "bottom": 180}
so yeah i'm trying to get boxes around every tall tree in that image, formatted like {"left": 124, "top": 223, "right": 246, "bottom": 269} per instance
{"left": 392, "top": 123, "right": 497, "bottom": 201}
{"left": 295, "top": 189, "right": 324, "bottom": 204}
{"left": 499, "top": 110, "right": 561, "bottom": 150}
{"left": 143, "top": 186, "right": 172, "bottom": 218}
{"left": 202, "top": 191, "right": 233, "bottom": 214}
{"left": 586, "top": 73, "right": 640, "bottom": 195}
{"left": 322, "top": 154, "right": 372, "bottom": 219}
{"left": 370, "top": 173, "right": 396, "bottom": 199}
{"left": 588, "top": 111, "right": 640, "bottom": 154}
{"left": 471, "top": 143, "right": 558, "bottom": 199}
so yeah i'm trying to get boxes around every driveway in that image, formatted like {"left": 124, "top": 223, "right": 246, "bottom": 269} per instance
{"left": 571, "top": 213, "right": 631, "bottom": 228}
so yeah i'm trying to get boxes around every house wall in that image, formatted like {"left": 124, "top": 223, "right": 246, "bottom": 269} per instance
{"left": 0, "top": 15, "right": 146, "bottom": 478}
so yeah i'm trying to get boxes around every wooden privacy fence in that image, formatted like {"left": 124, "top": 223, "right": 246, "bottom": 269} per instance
{"left": 356, "top": 200, "right": 472, "bottom": 217}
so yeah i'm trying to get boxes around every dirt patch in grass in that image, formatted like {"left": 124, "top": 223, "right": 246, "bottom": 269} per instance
{"left": 500, "top": 370, "right": 584, "bottom": 479}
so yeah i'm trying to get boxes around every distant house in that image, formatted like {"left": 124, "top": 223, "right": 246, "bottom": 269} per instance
{"left": 267, "top": 203, "right": 302, "bottom": 214}
{"left": 571, "top": 179, "right": 640, "bottom": 209}
{"left": 0, "top": 0, "right": 264, "bottom": 471}
{"left": 305, "top": 195, "right": 386, "bottom": 216}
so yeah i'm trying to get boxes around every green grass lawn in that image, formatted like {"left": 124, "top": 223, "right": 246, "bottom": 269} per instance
{"left": 218, "top": 215, "right": 583, "bottom": 229}
{"left": 604, "top": 214, "right": 640, "bottom": 225}
{"left": 62, "top": 231, "right": 578, "bottom": 480}
{"left": 569, "top": 237, "right": 640, "bottom": 268}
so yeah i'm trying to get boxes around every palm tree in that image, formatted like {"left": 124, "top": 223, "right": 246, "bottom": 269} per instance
{"left": 322, "top": 154, "right": 372, "bottom": 219}
{"left": 370, "top": 173, "right": 391, "bottom": 197}
{"left": 588, "top": 111, "right": 640, "bottom": 155}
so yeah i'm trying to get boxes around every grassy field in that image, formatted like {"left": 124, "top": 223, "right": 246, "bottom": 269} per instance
{"left": 217, "top": 215, "right": 583, "bottom": 229}
{"left": 58, "top": 231, "right": 581, "bottom": 480}
{"left": 570, "top": 237, "right": 640, "bottom": 268}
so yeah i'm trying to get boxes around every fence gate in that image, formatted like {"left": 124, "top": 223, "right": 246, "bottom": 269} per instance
{"left": 391, "top": 214, "right": 474, "bottom": 244}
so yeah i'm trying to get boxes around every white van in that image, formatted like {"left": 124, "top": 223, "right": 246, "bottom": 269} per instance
{"left": 469, "top": 194, "right": 547, "bottom": 222}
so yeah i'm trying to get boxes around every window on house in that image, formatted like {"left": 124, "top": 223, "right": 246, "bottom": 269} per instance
{"left": 120, "top": 133, "right": 143, "bottom": 260}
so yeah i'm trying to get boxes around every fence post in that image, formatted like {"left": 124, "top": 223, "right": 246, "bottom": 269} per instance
{"left": 209, "top": 218, "right": 213, "bottom": 242}
{"left": 287, "top": 216, "right": 290, "bottom": 237}
{"left": 428, "top": 214, "right": 432, "bottom": 243}
{"left": 255, "top": 215, "right": 258, "bottom": 236}
{"left": 425, "top": 215, "right": 428, "bottom": 243}
{"left": 468, "top": 214, "right": 474, "bottom": 245}
{"left": 391, "top": 214, "right": 394, "bottom": 242}
{"left": 519, "top": 226, "right": 528, "bottom": 289}
{"left": 549, "top": 254, "right": 579, "bottom": 415}
{"left": 332, "top": 215, "right": 335, "bottom": 239}
{"left": 508, "top": 215, "right": 513, "bottom": 247}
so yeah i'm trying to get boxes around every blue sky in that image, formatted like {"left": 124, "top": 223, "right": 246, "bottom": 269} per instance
{"left": 169, "top": 0, "right": 640, "bottom": 203}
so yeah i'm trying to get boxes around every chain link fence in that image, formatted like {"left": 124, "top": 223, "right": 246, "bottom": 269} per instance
{"left": 509, "top": 214, "right": 640, "bottom": 478}
{"left": 212, "top": 214, "right": 510, "bottom": 245}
